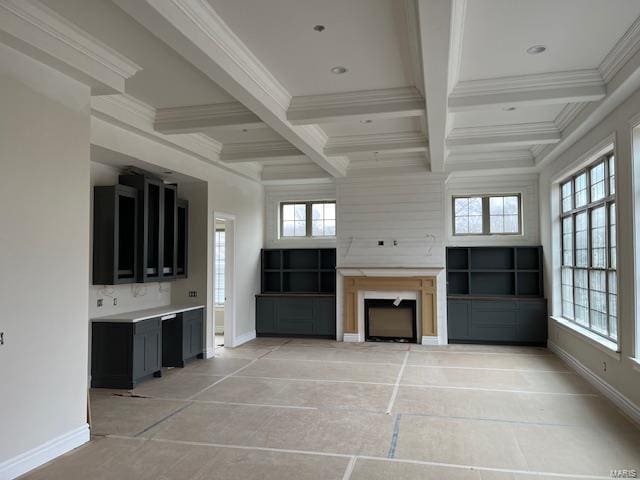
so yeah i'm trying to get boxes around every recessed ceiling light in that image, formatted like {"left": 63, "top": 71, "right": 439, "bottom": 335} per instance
{"left": 330, "top": 66, "right": 348, "bottom": 74}
{"left": 526, "top": 45, "right": 546, "bottom": 55}
{"left": 361, "top": 119, "right": 373, "bottom": 124}
{"left": 313, "top": 25, "right": 325, "bottom": 32}
{"left": 502, "top": 106, "right": 516, "bottom": 111}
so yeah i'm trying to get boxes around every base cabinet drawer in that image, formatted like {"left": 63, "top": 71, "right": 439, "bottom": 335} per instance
{"left": 256, "top": 296, "right": 336, "bottom": 337}
{"left": 447, "top": 299, "right": 547, "bottom": 345}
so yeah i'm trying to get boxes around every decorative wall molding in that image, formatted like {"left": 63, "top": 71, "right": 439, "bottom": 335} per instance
{"left": 447, "top": 122, "right": 561, "bottom": 150}
{"left": 449, "top": 70, "right": 605, "bottom": 111}
{"left": 287, "top": 87, "right": 424, "bottom": 125}
{"left": 0, "top": 0, "right": 141, "bottom": 94}
{"left": 154, "top": 102, "right": 263, "bottom": 134}
{"left": 599, "top": 15, "right": 640, "bottom": 83}
{"left": 549, "top": 341, "right": 640, "bottom": 426}
{"left": 221, "top": 139, "right": 303, "bottom": 162}
{"left": 0, "top": 424, "right": 89, "bottom": 479}
{"left": 325, "top": 132, "right": 427, "bottom": 156}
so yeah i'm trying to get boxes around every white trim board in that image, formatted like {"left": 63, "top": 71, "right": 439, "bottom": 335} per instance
{"left": 548, "top": 341, "right": 640, "bottom": 427}
{"left": 233, "top": 330, "right": 256, "bottom": 347}
{"left": 0, "top": 424, "right": 89, "bottom": 479}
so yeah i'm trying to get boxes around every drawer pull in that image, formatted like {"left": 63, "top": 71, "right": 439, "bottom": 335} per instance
{"left": 161, "top": 314, "right": 177, "bottom": 321}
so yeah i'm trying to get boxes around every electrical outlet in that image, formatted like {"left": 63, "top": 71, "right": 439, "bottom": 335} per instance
{"left": 378, "top": 240, "right": 384, "bottom": 246}
{"left": 97, "top": 299, "right": 103, "bottom": 307}
{"left": 0, "top": 332, "right": 4, "bottom": 345}
{"left": 603, "top": 361, "right": 607, "bottom": 372}
{"left": 188, "top": 291, "right": 198, "bottom": 298}
{"left": 113, "top": 298, "right": 118, "bottom": 306}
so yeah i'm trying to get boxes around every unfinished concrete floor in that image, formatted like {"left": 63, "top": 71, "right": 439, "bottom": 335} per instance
{"left": 23, "top": 338, "right": 640, "bottom": 479}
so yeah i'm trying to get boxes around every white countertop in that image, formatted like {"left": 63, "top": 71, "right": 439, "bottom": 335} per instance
{"left": 91, "top": 304, "right": 205, "bottom": 323}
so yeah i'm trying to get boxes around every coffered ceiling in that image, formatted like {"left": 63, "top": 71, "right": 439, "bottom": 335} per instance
{"left": 25, "top": 0, "right": 640, "bottom": 182}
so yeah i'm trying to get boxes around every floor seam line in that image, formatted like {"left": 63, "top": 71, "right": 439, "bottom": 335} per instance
{"left": 341, "top": 456, "right": 357, "bottom": 480}
{"left": 185, "top": 358, "right": 259, "bottom": 401}
{"left": 387, "top": 413, "right": 401, "bottom": 458}
{"left": 386, "top": 350, "right": 409, "bottom": 414}
{"left": 132, "top": 402, "right": 193, "bottom": 438}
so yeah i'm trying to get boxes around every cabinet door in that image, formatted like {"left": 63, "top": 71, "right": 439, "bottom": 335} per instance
{"left": 313, "top": 298, "right": 336, "bottom": 336}
{"left": 133, "top": 333, "right": 148, "bottom": 379}
{"left": 256, "top": 297, "right": 277, "bottom": 334}
{"left": 447, "top": 300, "right": 471, "bottom": 341}
{"left": 145, "top": 329, "right": 162, "bottom": 373}
{"left": 185, "top": 317, "right": 203, "bottom": 358}
{"left": 275, "top": 297, "right": 315, "bottom": 335}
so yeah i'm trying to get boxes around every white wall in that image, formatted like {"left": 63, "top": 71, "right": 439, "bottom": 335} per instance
{"left": 264, "top": 182, "right": 337, "bottom": 249}
{"left": 89, "top": 162, "right": 172, "bottom": 318}
{"left": 90, "top": 114, "right": 264, "bottom": 352}
{"left": 539, "top": 85, "right": 640, "bottom": 410}
{"left": 0, "top": 44, "right": 90, "bottom": 467}
{"left": 445, "top": 173, "right": 540, "bottom": 247}
{"left": 336, "top": 173, "right": 447, "bottom": 268}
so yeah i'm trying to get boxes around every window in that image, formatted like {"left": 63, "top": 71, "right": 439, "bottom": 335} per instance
{"left": 560, "top": 153, "right": 617, "bottom": 341}
{"left": 214, "top": 229, "right": 225, "bottom": 305}
{"left": 280, "top": 201, "right": 336, "bottom": 238}
{"left": 453, "top": 194, "right": 521, "bottom": 236}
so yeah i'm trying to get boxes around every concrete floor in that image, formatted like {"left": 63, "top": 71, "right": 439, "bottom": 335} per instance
{"left": 23, "top": 338, "right": 640, "bottom": 479}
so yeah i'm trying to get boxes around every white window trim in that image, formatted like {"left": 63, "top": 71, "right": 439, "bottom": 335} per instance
{"left": 550, "top": 316, "right": 620, "bottom": 360}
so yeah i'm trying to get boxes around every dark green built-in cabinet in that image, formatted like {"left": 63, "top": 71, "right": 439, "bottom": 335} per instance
{"left": 256, "top": 248, "right": 336, "bottom": 338}
{"left": 446, "top": 246, "right": 547, "bottom": 346}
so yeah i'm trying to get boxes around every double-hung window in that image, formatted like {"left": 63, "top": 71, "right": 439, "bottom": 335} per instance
{"left": 560, "top": 153, "right": 617, "bottom": 341}
{"left": 280, "top": 201, "right": 336, "bottom": 238}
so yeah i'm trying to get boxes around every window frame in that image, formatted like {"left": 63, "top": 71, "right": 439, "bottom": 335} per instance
{"left": 280, "top": 201, "right": 336, "bottom": 239}
{"left": 452, "top": 194, "right": 523, "bottom": 236}
{"left": 559, "top": 152, "right": 617, "bottom": 342}
{"left": 214, "top": 228, "right": 225, "bottom": 305}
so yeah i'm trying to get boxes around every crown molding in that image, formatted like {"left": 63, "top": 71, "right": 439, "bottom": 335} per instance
{"left": 554, "top": 102, "right": 589, "bottom": 132}
{"left": 447, "top": 122, "right": 560, "bottom": 150}
{"left": 403, "top": 0, "right": 425, "bottom": 97}
{"left": 221, "top": 139, "right": 303, "bottom": 162}
{"left": 0, "top": 0, "right": 141, "bottom": 94}
{"left": 447, "top": 0, "right": 467, "bottom": 96}
{"left": 287, "top": 87, "right": 425, "bottom": 125}
{"left": 446, "top": 149, "right": 535, "bottom": 172}
{"left": 154, "top": 102, "right": 263, "bottom": 134}
{"left": 325, "top": 132, "right": 428, "bottom": 156}
{"left": 449, "top": 70, "right": 605, "bottom": 112}
{"left": 262, "top": 163, "right": 331, "bottom": 184}
{"left": 167, "top": 0, "right": 290, "bottom": 111}
{"left": 599, "top": 15, "right": 640, "bottom": 83}
{"left": 91, "top": 94, "right": 268, "bottom": 182}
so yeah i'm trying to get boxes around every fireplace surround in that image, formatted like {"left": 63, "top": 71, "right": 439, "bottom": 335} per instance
{"left": 365, "top": 298, "right": 417, "bottom": 343}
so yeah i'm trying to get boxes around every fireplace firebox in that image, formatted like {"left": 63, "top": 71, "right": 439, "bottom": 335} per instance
{"left": 364, "top": 299, "right": 417, "bottom": 343}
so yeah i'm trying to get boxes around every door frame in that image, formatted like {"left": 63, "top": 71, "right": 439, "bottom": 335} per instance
{"left": 212, "top": 211, "right": 236, "bottom": 351}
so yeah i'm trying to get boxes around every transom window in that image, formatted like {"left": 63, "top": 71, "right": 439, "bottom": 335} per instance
{"left": 560, "top": 153, "right": 617, "bottom": 341}
{"left": 453, "top": 194, "right": 521, "bottom": 236}
{"left": 280, "top": 201, "right": 336, "bottom": 238}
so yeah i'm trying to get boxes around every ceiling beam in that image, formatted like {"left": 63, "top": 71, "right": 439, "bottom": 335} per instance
{"left": 324, "top": 133, "right": 427, "bottom": 156}
{"left": 446, "top": 150, "right": 535, "bottom": 172}
{"left": 416, "top": 0, "right": 457, "bottom": 172}
{"left": 220, "top": 140, "right": 304, "bottom": 163}
{"left": 154, "top": 102, "right": 263, "bottom": 134}
{"left": 261, "top": 163, "right": 331, "bottom": 184}
{"left": 0, "top": 0, "right": 141, "bottom": 94}
{"left": 447, "top": 123, "right": 561, "bottom": 151}
{"left": 113, "top": 0, "right": 347, "bottom": 177}
{"left": 449, "top": 70, "right": 606, "bottom": 112}
{"left": 287, "top": 87, "right": 424, "bottom": 125}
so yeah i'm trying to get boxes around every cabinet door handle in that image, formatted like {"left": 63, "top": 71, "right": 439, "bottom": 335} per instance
{"left": 161, "top": 314, "right": 177, "bottom": 321}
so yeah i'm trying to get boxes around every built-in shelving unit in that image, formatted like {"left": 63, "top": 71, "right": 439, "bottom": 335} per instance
{"left": 446, "top": 246, "right": 546, "bottom": 346}
{"left": 257, "top": 248, "right": 336, "bottom": 338}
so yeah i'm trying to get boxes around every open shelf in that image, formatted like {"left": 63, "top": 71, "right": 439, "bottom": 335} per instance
{"left": 261, "top": 248, "right": 336, "bottom": 295}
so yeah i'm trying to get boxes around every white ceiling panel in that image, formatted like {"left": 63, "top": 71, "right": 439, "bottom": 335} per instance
{"left": 207, "top": 0, "right": 414, "bottom": 95}
{"left": 319, "top": 117, "right": 422, "bottom": 137}
{"left": 459, "top": 0, "right": 640, "bottom": 81}
{"left": 452, "top": 104, "right": 565, "bottom": 129}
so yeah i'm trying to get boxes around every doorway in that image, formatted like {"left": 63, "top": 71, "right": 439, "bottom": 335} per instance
{"left": 212, "top": 212, "right": 236, "bottom": 351}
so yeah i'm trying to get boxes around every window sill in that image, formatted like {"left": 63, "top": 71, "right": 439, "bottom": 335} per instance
{"left": 550, "top": 316, "right": 620, "bottom": 360}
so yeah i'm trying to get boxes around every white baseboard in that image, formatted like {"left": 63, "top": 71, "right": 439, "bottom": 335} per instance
{"left": 549, "top": 341, "right": 640, "bottom": 426}
{"left": 343, "top": 333, "right": 363, "bottom": 342}
{"left": 205, "top": 347, "right": 216, "bottom": 359}
{"left": 421, "top": 335, "right": 441, "bottom": 345}
{"left": 233, "top": 330, "right": 256, "bottom": 347}
{"left": 0, "top": 424, "right": 90, "bottom": 479}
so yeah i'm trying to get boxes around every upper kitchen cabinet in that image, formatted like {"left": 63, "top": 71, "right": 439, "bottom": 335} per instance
{"left": 119, "top": 174, "right": 163, "bottom": 283}
{"left": 162, "top": 184, "right": 177, "bottom": 279}
{"left": 92, "top": 185, "right": 138, "bottom": 285}
{"left": 176, "top": 199, "right": 189, "bottom": 279}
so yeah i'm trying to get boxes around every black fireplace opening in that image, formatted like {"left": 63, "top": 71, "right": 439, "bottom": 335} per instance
{"left": 364, "top": 299, "right": 417, "bottom": 343}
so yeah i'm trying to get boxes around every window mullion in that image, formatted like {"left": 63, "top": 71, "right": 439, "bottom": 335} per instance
{"left": 482, "top": 197, "right": 490, "bottom": 234}
{"left": 306, "top": 202, "right": 312, "bottom": 237}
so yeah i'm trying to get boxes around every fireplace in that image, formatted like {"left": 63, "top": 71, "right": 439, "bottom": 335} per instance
{"left": 364, "top": 299, "right": 417, "bottom": 343}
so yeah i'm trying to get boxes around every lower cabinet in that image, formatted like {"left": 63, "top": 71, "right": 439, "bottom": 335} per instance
{"left": 256, "top": 295, "right": 336, "bottom": 337}
{"left": 91, "top": 318, "right": 162, "bottom": 389}
{"left": 162, "top": 308, "right": 204, "bottom": 367}
{"left": 447, "top": 298, "right": 547, "bottom": 345}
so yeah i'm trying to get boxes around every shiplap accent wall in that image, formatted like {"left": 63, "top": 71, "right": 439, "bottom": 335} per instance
{"left": 445, "top": 173, "right": 540, "bottom": 246}
{"left": 264, "top": 182, "right": 337, "bottom": 248}
{"left": 336, "top": 173, "right": 447, "bottom": 268}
